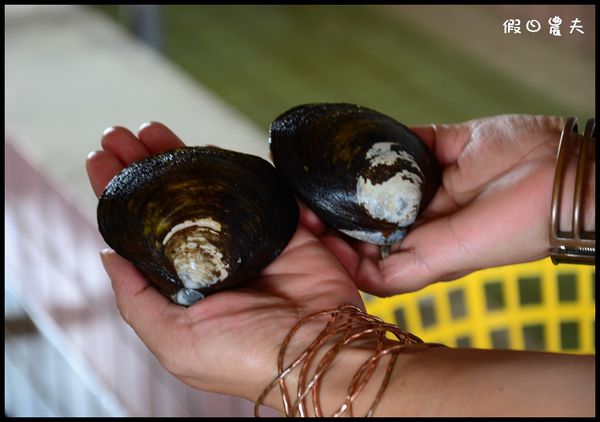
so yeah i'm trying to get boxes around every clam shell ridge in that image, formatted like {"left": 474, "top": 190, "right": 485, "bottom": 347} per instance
{"left": 269, "top": 103, "right": 441, "bottom": 246}
{"left": 97, "top": 147, "right": 299, "bottom": 306}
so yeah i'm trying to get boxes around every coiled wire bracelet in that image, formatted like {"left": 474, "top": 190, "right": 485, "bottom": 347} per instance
{"left": 254, "top": 304, "right": 440, "bottom": 417}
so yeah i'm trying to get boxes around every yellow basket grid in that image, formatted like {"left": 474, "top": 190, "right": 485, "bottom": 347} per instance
{"left": 364, "top": 258, "right": 595, "bottom": 354}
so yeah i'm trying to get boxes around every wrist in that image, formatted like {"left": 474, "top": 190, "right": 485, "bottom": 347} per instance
{"left": 254, "top": 305, "right": 434, "bottom": 417}
{"left": 260, "top": 334, "right": 400, "bottom": 415}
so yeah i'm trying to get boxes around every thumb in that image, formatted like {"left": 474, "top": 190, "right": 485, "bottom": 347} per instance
{"left": 354, "top": 215, "right": 475, "bottom": 296}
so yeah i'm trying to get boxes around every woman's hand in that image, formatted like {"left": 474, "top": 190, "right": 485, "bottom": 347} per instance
{"left": 302, "top": 115, "right": 566, "bottom": 296}
{"left": 86, "top": 122, "right": 363, "bottom": 404}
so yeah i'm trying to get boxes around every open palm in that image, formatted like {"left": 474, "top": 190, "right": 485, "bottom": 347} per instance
{"left": 86, "top": 122, "right": 363, "bottom": 403}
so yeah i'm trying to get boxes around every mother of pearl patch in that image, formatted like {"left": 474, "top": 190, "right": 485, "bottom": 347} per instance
{"left": 162, "top": 217, "right": 229, "bottom": 291}
{"left": 356, "top": 142, "right": 424, "bottom": 227}
{"left": 365, "top": 142, "right": 423, "bottom": 172}
{"left": 162, "top": 217, "right": 222, "bottom": 246}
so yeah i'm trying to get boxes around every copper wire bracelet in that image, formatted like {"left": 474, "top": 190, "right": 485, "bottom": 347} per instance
{"left": 550, "top": 117, "right": 596, "bottom": 265}
{"left": 254, "top": 304, "right": 439, "bottom": 417}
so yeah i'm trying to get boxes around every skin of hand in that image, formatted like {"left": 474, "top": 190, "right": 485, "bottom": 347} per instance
{"left": 302, "top": 114, "right": 576, "bottom": 296}
{"left": 86, "top": 122, "right": 364, "bottom": 406}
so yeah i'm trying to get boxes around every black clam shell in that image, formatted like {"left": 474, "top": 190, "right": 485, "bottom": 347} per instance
{"left": 97, "top": 147, "right": 299, "bottom": 305}
{"left": 269, "top": 103, "right": 441, "bottom": 245}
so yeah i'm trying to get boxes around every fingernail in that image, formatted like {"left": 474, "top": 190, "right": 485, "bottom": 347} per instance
{"left": 86, "top": 150, "right": 100, "bottom": 160}
{"left": 102, "top": 126, "right": 118, "bottom": 137}
{"left": 138, "top": 121, "right": 154, "bottom": 132}
{"left": 99, "top": 248, "right": 114, "bottom": 265}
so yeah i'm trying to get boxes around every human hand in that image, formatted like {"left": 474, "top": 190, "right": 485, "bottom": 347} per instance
{"left": 86, "top": 122, "right": 363, "bottom": 404}
{"left": 302, "top": 115, "right": 568, "bottom": 296}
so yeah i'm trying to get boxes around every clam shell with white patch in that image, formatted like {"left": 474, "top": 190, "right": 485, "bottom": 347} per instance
{"left": 269, "top": 103, "right": 440, "bottom": 246}
{"left": 97, "top": 147, "right": 299, "bottom": 306}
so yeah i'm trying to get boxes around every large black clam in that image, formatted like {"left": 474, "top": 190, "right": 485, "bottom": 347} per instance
{"left": 97, "top": 147, "right": 299, "bottom": 306}
{"left": 269, "top": 103, "right": 440, "bottom": 252}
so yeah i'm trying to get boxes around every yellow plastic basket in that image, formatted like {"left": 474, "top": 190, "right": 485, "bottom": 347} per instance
{"left": 364, "top": 258, "right": 595, "bottom": 354}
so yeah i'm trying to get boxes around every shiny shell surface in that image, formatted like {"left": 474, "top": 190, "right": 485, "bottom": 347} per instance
{"left": 97, "top": 147, "right": 299, "bottom": 306}
{"left": 269, "top": 103, "right": 440, "bottom": 245}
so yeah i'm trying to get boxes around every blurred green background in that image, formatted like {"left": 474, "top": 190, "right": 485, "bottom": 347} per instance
{"left": 94, "top": 5, "right": 594, "bottom": 130}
